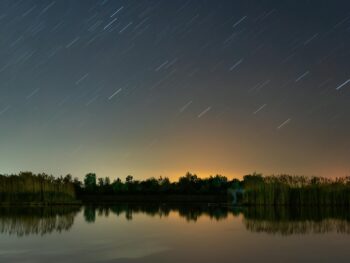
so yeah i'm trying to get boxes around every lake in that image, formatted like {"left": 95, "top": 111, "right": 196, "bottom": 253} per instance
{"left": 0, "top": 204, "right": 349, "bottom": 262}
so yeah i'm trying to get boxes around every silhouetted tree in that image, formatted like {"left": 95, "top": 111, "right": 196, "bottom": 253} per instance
{"left": 126, "top": 175, "right": 133, "bottom": 183}
{"left": 84, "top": 173, "right": 97, "bottom": 193}
{"left": 63, "top": 174, "right": 73, "bottom": 184}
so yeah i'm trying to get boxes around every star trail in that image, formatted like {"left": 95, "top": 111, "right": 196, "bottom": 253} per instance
{"left": 0, "top": 0, "right": 350, "bottom": 179}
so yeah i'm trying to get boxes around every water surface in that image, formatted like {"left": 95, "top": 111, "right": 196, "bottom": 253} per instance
{"left": 0, "top": 204, "right": 349, "bottom": 262}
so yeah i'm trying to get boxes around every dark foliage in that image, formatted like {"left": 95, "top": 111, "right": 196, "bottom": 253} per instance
{"left": 76, "top": 172, "right": 234, "bottom": 196}
{"left": 0, "top": 172, "right": 76, "bottom": 203}
{"left": 242, "top": 173, "right": 350, "bottom": 206}
{"left": 2, "top": 171, "right": 349, "bottom": 207}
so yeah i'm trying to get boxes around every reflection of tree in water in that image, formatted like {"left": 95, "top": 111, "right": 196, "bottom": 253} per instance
{"left": 5, "top": 204, "right": 349, "bottom": 237}
{"left": 242, "top": 206, "right": 350, "bottom": 235}
{"left": 83, "top": 203, "right": 231, "bottom": 222}
{"left": 177, "top": 205, "right": 229, "bottom": 222}
{"left": 244, "top": 218, "right": 350, "bottom": 235}
{"left": 83, "top": 204, "right": 350, "bottom": 234}
{"left": 0, "top": 206, "right": 80, "bottom": 236}
{"left": 84, "top": 205, "right": 96, "bottom": 223}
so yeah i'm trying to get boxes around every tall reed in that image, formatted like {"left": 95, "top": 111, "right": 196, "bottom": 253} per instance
{"left": 0, "top": 172, "right": 76, "bottom": 203}
{"left": 242, "top": 174, "right": 350, "bottom": 206}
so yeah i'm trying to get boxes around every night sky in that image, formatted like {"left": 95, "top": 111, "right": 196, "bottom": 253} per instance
{"left": 1, "top": 0, "right": 350, "bottom": 180}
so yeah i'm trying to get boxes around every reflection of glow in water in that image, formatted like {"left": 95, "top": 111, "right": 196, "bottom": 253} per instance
{"left": 83, "top": 204, "right": 233, "bottom": 223}
{"left": 89, "top": 240, "right": 171, "bottom": 261}
{"left": 0, "top": 204, "right": 349, "bottom": 263}
{"left": 1, "top": 204, "right": 350, "bottom": 238}
{"left": 85, "top": 204, "right": 350, "bottom": 236}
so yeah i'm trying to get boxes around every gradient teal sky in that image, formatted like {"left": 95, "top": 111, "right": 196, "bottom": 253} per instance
{"left": 1, "top": 0, "right": 350, "bottom": 180}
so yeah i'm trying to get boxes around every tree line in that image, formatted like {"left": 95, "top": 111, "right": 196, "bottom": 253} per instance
{"left": 242, "top": 173, "right": 350, "bottom": 206}
{"left": 1, "top": 171, "right": 349, "bottom": 206}
{"left": 76, "top": 172, "right": 350, "bottom": 207}
{"left": 0, "top": 172, "right": 76, "bottom": 203}
{"left": 75, "top": 172, "right": 235, "bottom": 196}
